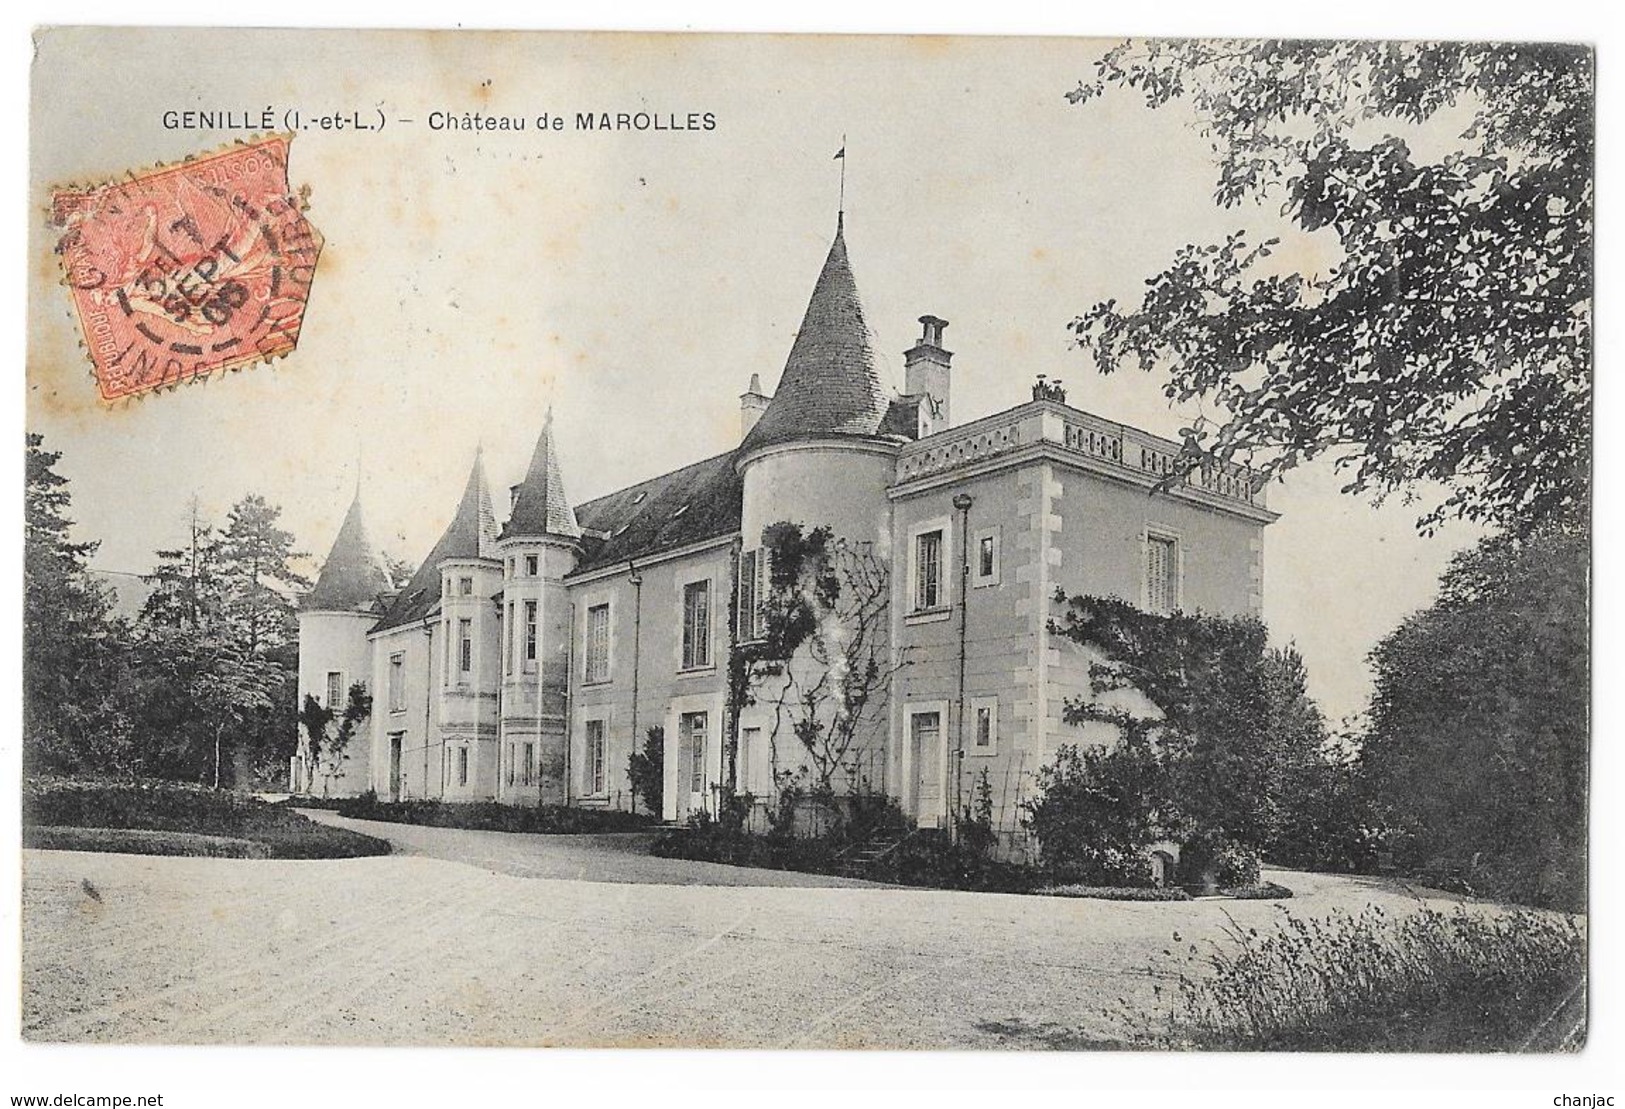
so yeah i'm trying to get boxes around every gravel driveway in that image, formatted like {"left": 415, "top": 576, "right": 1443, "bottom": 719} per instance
{"left": 22, "top": 830, "right": 1489, "bottom": 1049}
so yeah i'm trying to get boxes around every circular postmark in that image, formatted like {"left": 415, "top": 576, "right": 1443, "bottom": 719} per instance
{"left": 51, "top": 135, "right": 324, "bottom": 401}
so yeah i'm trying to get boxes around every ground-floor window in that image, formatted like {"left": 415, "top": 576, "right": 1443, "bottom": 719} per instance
{"left": 584, "top": 719, "right": 607, "bottom": 795}
{"left": 522, "top": 741, "right": 536, "bottom": 786}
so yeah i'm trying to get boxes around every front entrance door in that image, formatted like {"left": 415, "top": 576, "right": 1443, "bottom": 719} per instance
{"left": 911, "top": 711, "right": 942, "bottom": 826}
{"left": 680, "top": 711, "right": 709, "bottom": 819}
{"left": 388, "top": 734, "right": 403, "bottom": 801}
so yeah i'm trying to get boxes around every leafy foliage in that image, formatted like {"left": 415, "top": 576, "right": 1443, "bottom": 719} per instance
{"left": 23, "top": 435, "right": 136, "bottom": 776}
{"left": 296, "top": 682, "right": 373, "bottom": 796}
{"left": 24, "top": 434, "right": 311, "bottom": 788}
{"left": 1022, "top": 743, "right": 1161, "bottom": 886}
{"left": 1069, "top": 40, "right": 1592, "bottom": 535}
{"left": 1034, "top": 594, "right": 1359, "bottom": 883}
{"left": 1360, "top": 521, "right": 1588, "bottom": 910}
{"left": 23, "top": 777, "right": 389, "bottom": 859}
{"left": 730, "top": 522, "right": 901, "bottom": 792}
{"left": 330, "top": 795, "right": 657, "bottom": 834}
{"left": 627, "top": 726, "right": 665, "bottom": 817}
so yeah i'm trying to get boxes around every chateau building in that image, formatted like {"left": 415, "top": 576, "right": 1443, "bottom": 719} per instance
{"left": 294, "top": 214, "right": 1278, "bottom": 844}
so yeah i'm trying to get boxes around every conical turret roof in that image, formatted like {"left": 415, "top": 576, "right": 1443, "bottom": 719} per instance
{"left": 371, "top": 450, "right": 499, "bottom": 632}
{"left": 741, "top": 215, "right": 891, "bottom": 453}
{"left": 501, "top": 409, "right": 582, "bottom": 541}
{"left": 304, "top": 493, "right": 392, "bottom": 613}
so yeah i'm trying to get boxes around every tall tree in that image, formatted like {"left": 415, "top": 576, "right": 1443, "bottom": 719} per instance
{"left": 216, "top": 494, "right": 309, "bottom": 654}
{"left": 141, "top": 497, "right": 228, "bottom": 633}
{"left": 23, "top": 434, "right": 135, "bottom": 774}
{"left": 1361, "top": 521, "right": 1587, "bottom": 910}
{"left": 133, "top": 492, "right": 308, "bottom": 785}
{"left": 1068, "top": 41, "right": 1592, "bottom": 535}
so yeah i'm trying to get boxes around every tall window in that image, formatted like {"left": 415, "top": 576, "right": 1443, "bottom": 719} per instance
{"left": 504, "top": 601, "right": 514, "bottom": 675}
{"left": 388, "top": 654, "right": 405, "bottom": 712}
{"left": 456, "top": 746, "right": 469, "bottom": 787}
{"left": 584, "top": 719, "right": 606, "bottom": 795}
{"left": 522, "top": 742, "right": 536, "bottom": 787}
{"left": 524, "top": 600, "right": 538, "bottom": 670}
{"left": 458, "top": 618, "right": 473, "bottom": 673}
{"left": 1146, "top": 535, "right": 1178, "bottom": 615}
{"left": 525, "top": 554, "right": 539, "bottom": 576}
{"left": 971, "top": 696, "right": 999, "bottom": 753}
{"left": 738, "top": 549, "right": 765, "bottom": 641}
{"left": 681, "top": 580, "right": 711, "bottom": 669}
{"left": 458, "top": 576, "right": 473, "bottom": 596}
{"left": 915, "top": 529, "right": 944, "bottom": 610}
{"left": 325, "top": 670, "right": 343, "bottom": 709}
{"left": 683, "top": 711, "right": 708, "bottom": 793}
{"left": 584, "top": 603, "right": 610, "bottom": 683}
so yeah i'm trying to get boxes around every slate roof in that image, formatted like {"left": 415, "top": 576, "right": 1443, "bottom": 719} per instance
{"left": 372, "top": 451, "right": 499, "bottom": 633}
{"left": 304, "top": 494, "right": 392, "bottom": 613}
{"left": 571, "top": 451, "right": 743, "bottom": 576}
{"left": 501, "top": 409, "right": 582, "bottom": 542}
{"left": 740, "top": 215, "right": 891, "bottom": 453}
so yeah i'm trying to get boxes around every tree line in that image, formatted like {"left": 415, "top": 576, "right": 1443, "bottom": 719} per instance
{"left": 24, "top": 433, "right": 312, "bottom": 789}
{"left": 1058, "top": 39, "right": 1590, "bottom": 910}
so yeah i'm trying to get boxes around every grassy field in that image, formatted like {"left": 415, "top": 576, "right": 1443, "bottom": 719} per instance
{"left": 24, "top": 777, "right": 389, "bottom": 859}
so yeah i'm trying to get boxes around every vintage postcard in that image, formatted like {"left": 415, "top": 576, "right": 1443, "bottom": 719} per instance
{"left": 22, "top": 27, "right": 1591, "bottom": 1059}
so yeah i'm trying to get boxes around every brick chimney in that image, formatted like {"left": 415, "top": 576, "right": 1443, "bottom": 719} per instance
{"left": 739, "top": 373, "right": 770, "bottom": 441}
{"left": 904, "top": 315, "right": 952, "bottom": 436}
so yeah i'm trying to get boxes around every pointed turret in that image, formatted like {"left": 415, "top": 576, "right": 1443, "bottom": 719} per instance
{"left": 741, "top": 215, "right": 890, "bottom": 453}
{"left": 501, "top": 409, "right": 582, "bottom": 542}
{"left": 372, "top": 449, "right": 500, "bottom": 631}
{"left": 304, "top": 493, "right": 391, "bottom": 612}
{"left": 439, "top": 447, "right": 501, "bottom": 561}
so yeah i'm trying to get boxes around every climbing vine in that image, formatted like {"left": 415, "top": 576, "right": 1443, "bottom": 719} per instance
{"left": 1042, "top": 591, "right": 1324, "bottom": 874}
{"left": 727, "top": 522, "right": 902, "bottom": 796}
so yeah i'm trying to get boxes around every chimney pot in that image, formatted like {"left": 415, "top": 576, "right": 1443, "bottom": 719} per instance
{"left": 904, "top": 315, "right": 953, "bottom": 435}
{"left": 739, "top": 374, "right": 771, "bottom": 441}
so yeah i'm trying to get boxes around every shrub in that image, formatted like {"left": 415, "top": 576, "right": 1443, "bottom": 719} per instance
{"left": 627, "top": 727, "right": 664, "bottom": 817}
{"left": 1177, "top": 834, "right": 1261, "bottom": 891}
{"left": 1126, "top": 904, "right": 1586, "bottom": 1051}
{"left": 23, "top": 776, "right": 388, "bottom": 859}
{"left": 1022, "top": 743, "right": 1161, "bottom": 886}
{"left": 1219, "top": 881, "right": 1294, "bottom": 900}
{"left": 24, "top": 826, "right": 271, "bottom": 859}
{"left": 333, "top": 796, "right": 657, "bottom": 834}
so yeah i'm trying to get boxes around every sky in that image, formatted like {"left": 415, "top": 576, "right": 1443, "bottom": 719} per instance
{"left": 27, "top": 28, "right": 1488, "bottom": 724}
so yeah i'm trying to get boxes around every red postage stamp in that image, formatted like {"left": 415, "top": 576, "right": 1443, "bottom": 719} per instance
{"left": 50, "top": 136, "right": 323, "bottom": 401}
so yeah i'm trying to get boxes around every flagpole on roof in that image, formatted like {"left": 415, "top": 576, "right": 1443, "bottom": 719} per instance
{"left": 835, "top": 135, "right": 847, "bottom": 218}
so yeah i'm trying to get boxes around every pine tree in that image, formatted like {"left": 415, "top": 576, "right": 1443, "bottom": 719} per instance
{"left": 216, "top": 494, "right": 309, "bottom": 655}
{"left": 23, "top": 434, "right": 134, "bottom": 774}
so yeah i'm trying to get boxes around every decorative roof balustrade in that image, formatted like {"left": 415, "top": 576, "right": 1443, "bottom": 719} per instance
{"left": 894, "top": 400, "right": 1265, "bottom": 511}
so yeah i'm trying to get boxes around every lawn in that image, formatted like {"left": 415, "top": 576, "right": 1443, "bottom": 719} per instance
{"left": 23, "top": 776, "right": 390, "bottom": 859}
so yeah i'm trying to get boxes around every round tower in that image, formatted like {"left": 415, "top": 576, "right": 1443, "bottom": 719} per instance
{"left": 497, "top": 409, "right": 582, "bottom": 806}
{"left": 736, "top": 214, "right": 900, "bottom": 556}
{"left": 296, "top": 492, "right": 392, "bottom": 797}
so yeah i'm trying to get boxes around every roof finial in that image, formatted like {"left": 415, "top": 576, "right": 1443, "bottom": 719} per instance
{"left": 353, "top": 441, "right": 363, "bottom": 501}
